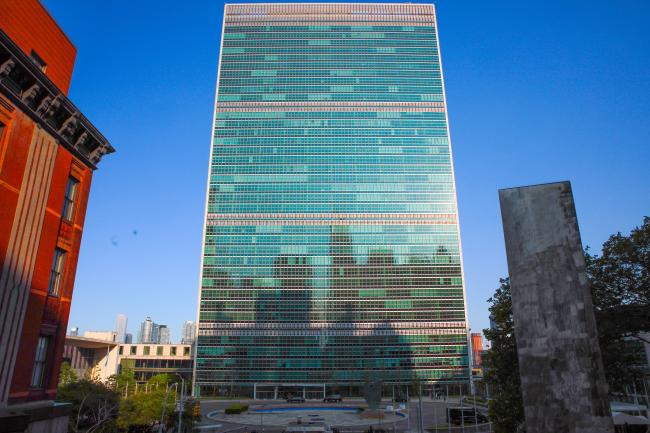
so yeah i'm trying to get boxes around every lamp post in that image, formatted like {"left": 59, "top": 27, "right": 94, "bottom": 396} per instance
{"left": 159, "top": 383, "right": 178, "bottom": 433}
{"left": 175, "top": 374, "right": 186, "bottom": 433}
{"left": 261, "top": 403, "right": 265, "bottom": 433}
{"left": 418, "top": 383, "right": 423, "bottom": 433}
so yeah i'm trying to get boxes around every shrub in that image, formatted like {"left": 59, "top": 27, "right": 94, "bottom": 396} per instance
{"left": 225, "top": 403, "right": 249, "bottom": 414}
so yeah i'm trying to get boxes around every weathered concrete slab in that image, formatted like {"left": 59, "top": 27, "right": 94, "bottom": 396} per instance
{"left": 499, "top": 181, "right": 613, "bottom": 433}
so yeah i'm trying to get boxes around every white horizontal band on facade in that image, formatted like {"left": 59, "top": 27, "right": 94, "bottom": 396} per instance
{"left": 206, "top": 212, "right": 456, "bottom": 221}
{"left": 197, "top": 329, "right": 467, "bottom": 337}
{"left": 208, "top": 212, "right": 455, "bottom": 219}
{"left": 221, "top": 55, "right": 439, "bottom": 59}
{"left": 225, "top": 4, "right": 435, "bottom": 15}
{"left": 217, "top": 107, "right": 446, "bottom": 113}
{"left": 223, "top": 25, "right": 436, "bottom": 31}
{"left": 199, "top": 321, "right": 465, "bottom": 330}
{"left": 225, "top": 20, "right": 435, "bottom": 27}
{"left": 206, "top": 220, "right": 455, "bottom": 226}
{"left": 222, "top": 41, "right": 439, "bottom": 45}
{"left": 217, "top": 100, "right": 444, "bottom": 106}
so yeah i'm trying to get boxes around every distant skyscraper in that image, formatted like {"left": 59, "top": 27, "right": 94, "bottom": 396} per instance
{"left": 69, "top": 327, "right": 79, "bottom": 337}
{"left": 158, "top": 325, "right": 171, "bottom": 344}
{"left": 152, "top": 325, "right": 160, "bottom": 343}
{"left": 125, "top": 333, "right": 133, "bottom": 344}
{"left": 137, "top": 317, "right": 170, "bottom": 344}
{"left": 138, "top": 317, "right": 155, "bottom": 343}
{"left": 195, "top": 4, "right": 469, "bottom": 397}
{"left": 181, "top": 321, "right": 195, "bottom": 344}
{"left": 115, "top": 314, "right": 128, "bottom": 343}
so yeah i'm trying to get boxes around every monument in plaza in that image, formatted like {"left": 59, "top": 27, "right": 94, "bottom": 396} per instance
{"left": 499, "top": 182, "right": 614, "bottom": 433}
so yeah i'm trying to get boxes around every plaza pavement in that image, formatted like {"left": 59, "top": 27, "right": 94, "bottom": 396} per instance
{"left": 196, "top": 399, "right": 492, "bottom": 433}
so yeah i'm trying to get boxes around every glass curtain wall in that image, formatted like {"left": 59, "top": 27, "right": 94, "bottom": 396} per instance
{"left": 196, "top": 4, "right": 469, "bottom": 397}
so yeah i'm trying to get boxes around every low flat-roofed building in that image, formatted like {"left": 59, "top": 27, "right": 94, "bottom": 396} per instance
{"left": 63, "top": 336, "right": 118, "bottom": 382}
{"left": 62, "top": 337, "right": 193, "bottom": 385}
{"left": 118, "top": 343, "right": 193, "bottom": 384}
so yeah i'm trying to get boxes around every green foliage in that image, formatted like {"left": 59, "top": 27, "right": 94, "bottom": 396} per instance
{"left": 483, "top": 217, "right": 650, "bottom": 431}
{"left": 58, "top": 361, "right": 78, "bottom": 387}
{"left": 410, "top": 374, "right": 422, "bottom": 397}
{"left": 587, "top": 216, "right": 650, "bottom": 309}
{"left": 462, "top": 396, "right": 488, "bottom": 406}
{"left": 186, "top": 398, "right": 202, "bottom": 420}
{"left": 59, "top": 368, "right": 194, "bottom": 432}
{"left": 57, "top": 379, "right": 119, "bottom": 433}
{"left": 586, "top": 216, "right": 650, "bottom": 391}
{"left": 116, "top": 374, "right": 176, "bottom": 432}
{"left": 482, "top": 278, "right": 525, "bottom": 433}
{"left": 107, "top": 368, "right": 137, "bottom": 398}
{"left": 224, "top": 403, "right": 249, "bottom": 414}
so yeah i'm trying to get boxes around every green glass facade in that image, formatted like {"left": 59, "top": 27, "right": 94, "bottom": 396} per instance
{"left": 196, "top": 4, "right": 469, "bottom": 396}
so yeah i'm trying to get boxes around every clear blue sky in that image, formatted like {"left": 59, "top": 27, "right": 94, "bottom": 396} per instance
{"left": 42, "top": 0, "right": 650, "bottom": 342}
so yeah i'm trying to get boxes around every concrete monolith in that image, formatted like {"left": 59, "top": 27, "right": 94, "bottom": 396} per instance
{"left": 499, "top": 181, "right": 613, "bottom": 433}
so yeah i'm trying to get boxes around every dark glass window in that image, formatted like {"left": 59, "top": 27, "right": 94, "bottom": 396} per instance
{"left": 30, "top": 336, "right": 49, "bottom": 387}
{"left": 143, "top": 346, "right": 150, "bottom": 355}
{"left": 156, "top": 346, "right": 163, "bottom": 356}
{"left": 62, "top": 177, "right": 79, "bottom": 221}
{"left": 47, "top": 248, "right": 66, "bottom": 297}
{"left": 130, "top": 346, "right": 136, "bottom": 355}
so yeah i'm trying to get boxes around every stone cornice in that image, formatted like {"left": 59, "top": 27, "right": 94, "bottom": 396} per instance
{"left": 0, "top": 30, "right": 114, "bottom": 169}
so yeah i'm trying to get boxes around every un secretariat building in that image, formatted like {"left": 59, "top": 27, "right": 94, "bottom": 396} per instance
{"left": 195, "top": 3, "right": 470, "bottom": 399}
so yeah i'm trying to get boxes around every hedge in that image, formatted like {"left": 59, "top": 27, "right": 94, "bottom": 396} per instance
{"left": 225, "top": 404, "right": 249, "bottom": 414}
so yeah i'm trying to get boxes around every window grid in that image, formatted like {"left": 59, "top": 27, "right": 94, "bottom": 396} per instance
{"left": 197, "top": 9, "right": 468, "bottom": 391}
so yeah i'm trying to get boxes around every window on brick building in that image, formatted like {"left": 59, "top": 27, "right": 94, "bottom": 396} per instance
{"left": 62, "top": 176, "right": 79, "bottom": 221}
{"left": 47, "top": 248, "right": 66, "bottom": 297}
{"left": 130, "top": 346, "right": 136, "bottom": 355}
{"left": 30, "top": 336, "right": 49, "bottom": 388}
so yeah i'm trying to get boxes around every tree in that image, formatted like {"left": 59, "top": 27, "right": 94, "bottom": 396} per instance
{"left": 58, "top": 379, "right": 120, "bottom": 433}
{"left": 107, "top": 367, "right": 137, "bottom": 398}
{"left": 483, "top": 217, "right": 650, "bottom": 430}
{"left": 116, "top": 374, "right": 176, "bottom": 432}
{"left": 586, "top": 216, "right": 650, "bottom": 391}
{"left": 482, "top": 278, "right": 525, "bottom": 433}
{"left": 59, "top": 360, "right": 78, "bottom": 387}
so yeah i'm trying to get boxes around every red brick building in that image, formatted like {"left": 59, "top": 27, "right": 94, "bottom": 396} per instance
{"left": 0, "top": 0, "right": 113, "bottom": 428}
{"left": 471, "top": 332, "right": 483, "bottom": 368}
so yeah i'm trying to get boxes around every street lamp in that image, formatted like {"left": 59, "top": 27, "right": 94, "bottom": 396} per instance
{"left": 174, "top": 373, "right": 186, "bottom": 433}
{"left": 159, "top": 382, "right": 178, "bottom": 433}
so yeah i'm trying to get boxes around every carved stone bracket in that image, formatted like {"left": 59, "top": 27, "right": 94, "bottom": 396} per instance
{"left": 0, "top": 30, "right": 114, "bottom": 169}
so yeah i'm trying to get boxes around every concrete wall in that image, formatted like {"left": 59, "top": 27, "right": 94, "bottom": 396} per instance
{"left": 499, "top": 182, "right": 613, "bottom": 433}
{"left": 83, "top": 331, "right": 117, "bottom": 342}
